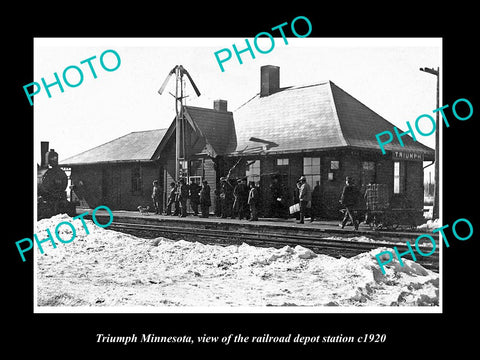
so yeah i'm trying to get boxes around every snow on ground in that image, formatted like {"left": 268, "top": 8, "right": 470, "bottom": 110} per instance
{"left": 326, "top": 235, "right": 406, "bottom": 245}
{"left": 36, "top": 214, "right": 439, "bottom": 308}
{"left": 417, "top": 218, "right": 441, "bottom": 231}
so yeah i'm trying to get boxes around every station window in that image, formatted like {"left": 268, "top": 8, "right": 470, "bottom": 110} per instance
{"left": 361, "top": 161, "right": 376, "bottom": 185}
{"left": 131, "top": 166, "right": 142, "bottom": 194}
{"left": 276, "top": 158, "right": 289, "bottom": 166}
{"left": 363, "top": 161, "right": 375, "bottom": 171}
{"left": 188, "top": 175, "right": 202, "bottom": 185}
{"left": 246, "top": 160, "right": 261, "bottom": 182}
{"left": 179, "top": 160, "right": 188, "bottom": 179}
{"left": 189, "top": 159, "right": 203, "bottom": 178}
{"left": 393, "top": 161, "right": 406, "bottom": 194}
{"left": 304, "top": 157, "right": 321, "bottom": 186}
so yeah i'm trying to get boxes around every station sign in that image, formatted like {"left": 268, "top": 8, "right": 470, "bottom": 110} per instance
{"left": 391, "top": 151, "right": 424, "bottom": 161}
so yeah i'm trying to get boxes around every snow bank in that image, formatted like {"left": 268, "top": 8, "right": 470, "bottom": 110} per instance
{"left": 417, "top": 218, "right": 441, "bottom": 231}
{"left": 36, "top": 214, "right": 439, "bottom": 308}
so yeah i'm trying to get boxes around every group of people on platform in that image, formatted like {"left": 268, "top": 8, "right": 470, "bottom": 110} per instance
{"left": 153, "top": 177, "right": 261, "bottom": 221}
{"left": 215, "top": 177, "right": 261, "bottom": 221}
{"left": 151, "top": 175, "right": 362, "bottom": 227}
{"left": 267, "top": 175, "right": 322, "bottom": 224}
{"left": 158, "top": 178, "right": 212, "bottom": 218}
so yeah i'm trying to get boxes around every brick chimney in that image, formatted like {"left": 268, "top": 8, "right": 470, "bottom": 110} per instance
{"left": 260, "top": 65, "right": 280, "bottom": 97}
{"left": 214, "top": 99, "right": 228, "bottom": 112}
{"left": 40, "top": 141, "right": 49, "bottom": 167}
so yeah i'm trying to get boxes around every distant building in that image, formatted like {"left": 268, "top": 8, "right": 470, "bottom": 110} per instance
{"left": 61, "top": 65, "right": 434, "bottom": 218}
{"left": 61, "top": 129, "right": 168, "bottom": 210}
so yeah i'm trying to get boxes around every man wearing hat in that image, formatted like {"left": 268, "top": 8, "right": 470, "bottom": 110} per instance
{"left": 177, "top": 178, "right": 189, "bottom": 217}
{"left": 339, "top": 176, "right": 360, "bottom": 229}
{"left": 199, "top": 180, "right": 211, "bottom": 218}
{"left": 269, "top": 174, "right": 288, "bottom": 219}
{"left": 189, "top": 179, "right": 200, "bottom": 216}
{"left": 220, "top": 176, "right": 234, "bottom": 218}
{"left": 298, "top": 175, "right": 312, "bottom": 224}
{"left": 165, "top": 181, "right": 179, "bottom": 216}
{"left": 233, "top": 177, "right": 249, "bottom": 220}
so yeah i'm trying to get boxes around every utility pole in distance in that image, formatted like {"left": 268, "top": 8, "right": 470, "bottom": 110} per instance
{"left": 158, "top": 65, "right": 201, "bottom": 181}
{"left": 420, "top": 66, "right": 439, "bottom": 220}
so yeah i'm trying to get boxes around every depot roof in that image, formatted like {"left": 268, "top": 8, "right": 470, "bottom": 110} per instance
{"left": 60, "top": 104, "right": 236, "bottom": 166}
{"left": 60, "top": 129, "right": 168, "bottom": 166}
{"left": 151, "top": 105, "right": 236, "bottom": 159}
{"left": 231, "top": 80, "right": 434, "bottom": 159}
{"left": 61, "top": 75, "right": 435, "bottom": 166}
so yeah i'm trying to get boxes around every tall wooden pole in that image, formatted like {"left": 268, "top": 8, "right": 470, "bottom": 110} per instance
{"left": 175, "top": 66, "right": 181, "bottom": 182}
{"left": 158, "top": 65, "right": 200, "bottom": 182}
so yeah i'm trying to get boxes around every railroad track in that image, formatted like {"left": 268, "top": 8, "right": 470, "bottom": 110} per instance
{"left": 106, "top": 221, "right": 439, "bottom": 272}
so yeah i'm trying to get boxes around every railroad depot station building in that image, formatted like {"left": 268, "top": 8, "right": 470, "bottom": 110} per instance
{"left": 61, "top": 65, "right": 434, "bottom": 219}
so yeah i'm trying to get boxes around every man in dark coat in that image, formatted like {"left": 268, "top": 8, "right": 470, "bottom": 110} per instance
{"left": 269, "top": 175, "right": 287, "bottom": 218}
{"left": 177, "top": 178, "right": 189, "bottom": 217}
{"left": 165, "top": 182, "right": 178, "bottom": 215}
{"left": 233, "top": 178, "right": 249, "bottom": 220}
{"left": 311, "top": 180, "right": 321, "bottom": 221}
{"left": 199, "top": 180, "right": 211, "bottom": 218}
{"left": 189, "top": 180, "right": 200, "bottom": 216}
{"left": 220, "top": 176, "right": 234, "bottom": 218}
{"left": 298, "top": 176, "right": 312, "bottom": 224}
{"left": 214, "top": 185, "right": 222, "bottom": 217}
{"left": 339, "top": 176, "right": 360, "bottom": 229}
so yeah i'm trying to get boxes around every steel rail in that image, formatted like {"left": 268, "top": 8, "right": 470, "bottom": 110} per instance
{"left": 106, "top": 221, "right": 439, "bottom": 271}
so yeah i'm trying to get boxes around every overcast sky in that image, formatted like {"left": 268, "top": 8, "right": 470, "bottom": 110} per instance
{"left": 33, "top": 37, "right": 441, "bottom": 169}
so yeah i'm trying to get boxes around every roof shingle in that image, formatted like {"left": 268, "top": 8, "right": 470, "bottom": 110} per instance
{"left": 232, "top": 81, "right": 434, "bottom": 158}
{"left": 60, "top": 129, "right": 168, "bottom": 166}
{"left": 184, "top": 106, "right": 237, "bottom": 156}
{"left": 61, "top": 77, "right": 435, "bottom": 166}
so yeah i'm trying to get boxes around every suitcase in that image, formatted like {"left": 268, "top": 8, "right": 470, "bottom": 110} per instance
{"left": 289, "top": 203, "right": 300, "bottom": 214}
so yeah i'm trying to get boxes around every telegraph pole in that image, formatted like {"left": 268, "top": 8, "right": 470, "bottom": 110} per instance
{"left": 175, "top": 66, "right": 181, "bottom": 181}
{"left": 158, "top": 65, "right": 201, "bottom": 182}
{"left": 420, "top": 66, "right": 439, "bottom": 220}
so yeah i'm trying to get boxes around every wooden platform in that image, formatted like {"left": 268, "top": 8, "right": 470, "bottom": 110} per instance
{"left": 78, "top": 207, "right": 439, "bottom": 244}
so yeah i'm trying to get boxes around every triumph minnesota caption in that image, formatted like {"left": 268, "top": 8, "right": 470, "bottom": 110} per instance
{"left": 96, "top": 333, "right": 386, "bottom": 345}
